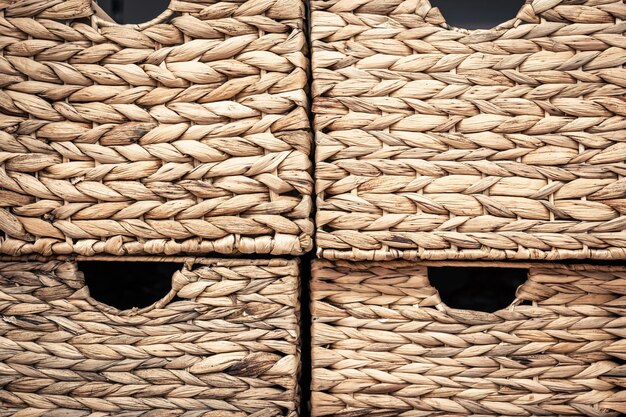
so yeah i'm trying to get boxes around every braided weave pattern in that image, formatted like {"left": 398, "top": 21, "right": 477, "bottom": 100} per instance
{"left": 0, "top": 258, "right": 301, "bottom": 416}
{"left": 311, "top": 260, "right": 626, "bottom": 416}
{"left": 312, "top": 0, "right": 626, "bottom": 261}
{"left": 0, "top": 0, "right": 313, "bottom": 257}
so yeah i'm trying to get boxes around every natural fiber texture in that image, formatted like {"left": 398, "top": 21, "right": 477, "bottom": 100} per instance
{"left": 0, "top": 0, "right": 312, "bottom": 257}
{"left": 311, "top": 260, "right": 626, "bottom": 417}
{"left": 0, "top": 257, "right": 301, "bottom": 416}
{"left": 312, "top": 0, "right": 626, "bottom": 261}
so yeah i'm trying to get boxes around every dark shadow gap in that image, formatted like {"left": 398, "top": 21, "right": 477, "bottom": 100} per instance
{"left": 299, "top": 254, "right": 313, "bottom": 417}
{"left": 95, "top": 0, "right": 171, "bottom": 24}
{"left": 79, "top": 261, "right": 183, "bottom": 310}
{"left": 428, "top": 267, "right": 527, "bottom": 312}
{"left": 301, "top": 0, "right": 314, "bottom": 414}
{"left": 429, "top": 0, "right": 525, "bottom": 29}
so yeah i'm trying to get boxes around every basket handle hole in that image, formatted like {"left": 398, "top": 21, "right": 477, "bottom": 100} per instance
{"left": 95, "top": 0, "right": 171, "bottom": 25}
{"left": 428, "top": 267, "right": 527, "bottom": 313}
{"left": 80, "top": 261, "right": 183, "bottom": 310}
{"left": 429, "top": 0, "right": 526, "bottom": 30}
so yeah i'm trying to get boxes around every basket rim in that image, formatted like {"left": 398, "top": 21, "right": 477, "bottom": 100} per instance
{"left": 313, "top": 259, "right": 626, "bottom": 273}
{"left": 0, "top": 255, "right": 300, "bottom": 268}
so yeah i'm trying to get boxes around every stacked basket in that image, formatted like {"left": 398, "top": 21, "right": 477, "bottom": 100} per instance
{"left": 310, "top": 0, "right": 626, "bottom": 415}
{"left": 0, "top": 0, "right": 310, "bottom": 415}
{"left": 1, "top": 0, "right": 626, "bottom": 415}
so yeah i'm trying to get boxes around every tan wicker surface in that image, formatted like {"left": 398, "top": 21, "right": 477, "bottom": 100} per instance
{"left": 0, "top": 0, "right": 312, "bottom": 257}
{"left": 0, "top": 257, "right": 301, "bottom": 416}
{"left": 312, "top": 0, "right": 626, "bottom": 261}
{"left": 311, "top": 260, "right": 626, "bottom": 416}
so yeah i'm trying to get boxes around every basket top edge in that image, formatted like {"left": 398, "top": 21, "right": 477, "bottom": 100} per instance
{"left": 0, "top": 255, "right": 299, "bottom": 268}
{"left": 313, "top": 259, "right": 626, "bottom": 273}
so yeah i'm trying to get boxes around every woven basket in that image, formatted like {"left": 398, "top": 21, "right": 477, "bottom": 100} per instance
{"left": 0, "top": 257, "right": 301, "bottom": 416}
{"left": 312, "top": 0, "right": 626, "bottom": 261}
{"left": 0, "top": 0, "right": 312, "bottom": 257}
{"left": 311, "top": 260, "right": 626, "bottom": 417}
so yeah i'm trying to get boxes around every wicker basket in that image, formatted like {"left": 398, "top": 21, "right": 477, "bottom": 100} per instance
{"left": 0, "top": 0, "right": 312, "bottom": 257}
{"left": 312, "top": 0, "right": 626, "bottom": 261}
{"left": 0, "top": 257, "right": 301, "bottom": 416}
{"left": 311, "top": 260, "right": 626, "bottom": 416}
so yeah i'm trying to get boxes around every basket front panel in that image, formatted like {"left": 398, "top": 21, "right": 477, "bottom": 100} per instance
{"left": 312, "top": 0, "right": 626, "bottom": 261}
{"left": 0, "top": 0, "right": 313, "bottom": 257}
{"left": 311, "top": 260, "right": 626, "bottom": 416}
{"left": 0, "top": 259, "right": 301, "bottom": 416}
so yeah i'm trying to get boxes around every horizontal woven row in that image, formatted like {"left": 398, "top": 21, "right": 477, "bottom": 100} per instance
{"left": 311, "top": 260, "right": 626, "bottom": 416}
{"left": 0, "top": 0, "right": 313, "bottom": 257}
{"left": 312, "top": 0, "right": 626, "bottom": 261}
{"left": 0, "top": 257, "right": 301, "bottom": 416}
